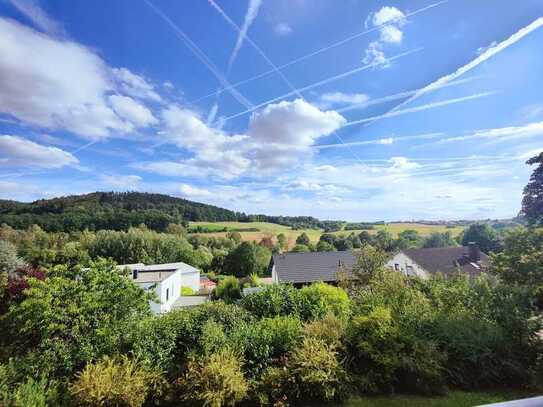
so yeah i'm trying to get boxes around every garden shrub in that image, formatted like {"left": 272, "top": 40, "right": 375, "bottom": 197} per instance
{"left": 213, "top": 276, "right": 241, "bottom": 303}
{"left": 259, "top": 315, "right": 303, "bottom": 357}
{"left": 287, "top": 337, "right": 348, "bottom": 402}
{"left": 70, "top": 355, "right": 166, "bottom": 407}
{"left": 303, "top": 314, "right": 346, "bottom": 348}
{"left": 129, "top": 308, "right": 199, "bottom": 373}
{"left": 347, "top": 306, "right": 445, "bottom": 395}
{"left": 181, "top": 286, "right": 195, "bottom": 296}
{"left": 176, "top": 348, "right": 248, "bottom": 407}
{"left": 299, "top": 282, "right": 351, "bottom": 320}
{"left": 199, "top": 319, "right": 228, "bottom": 356}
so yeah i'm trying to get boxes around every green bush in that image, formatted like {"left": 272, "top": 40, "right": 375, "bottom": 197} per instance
{"left": 347, "top": 306, "right": 445, "bottom": 395}
{"left": 177, "top": 349, "right": 248, "bottom": 407}
{"left": 299, "top": 282, "right": 352, "bottom": 321}
{"left": 181, "top": 286, "right": 195, "bottom": 296}
{"left": 288, "top": 337, "right": 348, "bottom": 402}
{"left": 303, "top": 314, "right": 346, "bottom": 348}
{"left": 199, "top": 319, "right": 228, "bottom": 356}
{"left": 213, "top": 276, "right": 241, "bottom": 303}
{"left": 70, "top": 355, "right": 166, "bottom": 407}
{"left": 240, "top": 284, "right": 303, "bottom": 319}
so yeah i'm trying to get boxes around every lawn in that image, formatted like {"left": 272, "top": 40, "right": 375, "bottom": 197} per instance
{"left": 189, "top": 221, "right": 464, "bottom": 248}
{"left": 342, "top": 391, "right": 534, "bottom": 407}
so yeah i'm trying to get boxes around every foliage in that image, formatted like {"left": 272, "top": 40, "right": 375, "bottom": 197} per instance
{"left": 0, "top": 192, "right": 242, "bottom": 232}
{"left": 1, "top": 260, "right": 151, "bottom": 380}
{"left": 291, "top": 244, "right": 310, "bottom": 253}
{"left": 288, "top": 337, "right": 348, "bottom": 402}
{"left": 299, "top": 282, "right": 352, "bottom": 321}
{"left": 176, "top": 348, "right": 248, "bottom": 407}
{"left": 223, "top": 241, "right": 270, "bottom": 277}
{"left": 213, "top": 276, "right": 241, "bottom": 303}
{"left": 423, "top": 232, "right": 457, "bottom": 248}
{"left": 0, "top": 239, "right": 23, "bottom": 274}
{"left": 489, "top": 227, "right": 543, "bottom": 287}
{"left": 522, "top": 151, "right": 543, "bottom": 226}
{"left": 296, "top": 232, "right": 311, "bottom": 246}
{"left": 276, "top": 233, "right": 287, "bottom": 251}
{"left": 316, "top": 240, "right": 336, "bottom": 252}
{"left": 70, "top": 355, "right": 165, "bottom": 407}
{"left": 181, "top": 286, "right": 195, "bottom": 296}
{"left": 461, "top": 223, "right": 499, "bottom": 253}
{"left": 303, "top": 314, "right": 346, "bottom": 348}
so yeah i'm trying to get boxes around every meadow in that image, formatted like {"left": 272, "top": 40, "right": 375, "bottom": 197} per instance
{"left": 189, "top": 221, "right": 465, "bottom": 246}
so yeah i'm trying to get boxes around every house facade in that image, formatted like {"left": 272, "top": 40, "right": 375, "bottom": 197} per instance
{"left": 119, "top": 262, "right": 200, "bottom": 313}
{"left": 386, "top": 243, "right": 488, "bottom": 279}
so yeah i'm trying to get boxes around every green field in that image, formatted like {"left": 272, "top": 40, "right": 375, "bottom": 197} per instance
{"left": 189, "top": 221, "right": 464, "bottom": 247}
{"left": 342, "top": 391, "right": 533, "bottom": 407}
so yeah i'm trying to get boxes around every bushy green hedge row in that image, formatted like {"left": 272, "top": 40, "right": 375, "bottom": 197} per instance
{"left": 1, "top": 250, "right": 542, "bottom": 406}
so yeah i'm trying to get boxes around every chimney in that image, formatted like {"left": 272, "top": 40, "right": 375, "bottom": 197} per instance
{"left": 467, "top": 242, "right": 480, "bottom": 262}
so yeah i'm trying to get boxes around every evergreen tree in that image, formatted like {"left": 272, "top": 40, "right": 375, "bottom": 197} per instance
{"left": 522, "top": 152, "right": 543, "bottom": 226}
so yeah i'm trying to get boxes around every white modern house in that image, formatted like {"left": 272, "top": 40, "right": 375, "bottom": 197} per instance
{"left": 119, "top": 262, "right": 200, "bottom": 313}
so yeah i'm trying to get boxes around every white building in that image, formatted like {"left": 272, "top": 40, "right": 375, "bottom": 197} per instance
{"left": 386, "top": 244, "right": 488, "bottom": 279}
{"left": 119, "top": 262, "right": 200, "bottom": 313}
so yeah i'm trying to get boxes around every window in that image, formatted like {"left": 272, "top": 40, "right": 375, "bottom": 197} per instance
{"left": 394, "top": 263, "right": 400, "bottom": 271}
{"left": 166, "top": 288, "right": 169, "bottom": 301}
{"left": 132, "top": 269, "right": 138, "bottom": 279}
{"left": 406, "top": 265, "right": 414, "bottom": 275}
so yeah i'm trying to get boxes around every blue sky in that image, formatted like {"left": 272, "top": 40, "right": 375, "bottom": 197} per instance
{"left": 0, "top": 0, "right": 542, "bottom": 221}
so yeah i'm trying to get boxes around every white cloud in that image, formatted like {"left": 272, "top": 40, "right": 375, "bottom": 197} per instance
{"left": 363, "top": 6, "right": 406, "bottom": 67}
{"left": 179, "top": 183, "right": 212, "bottom": 198}
{"left": 363, "top": 41, "right": 390, "bottom": 68}
{"left": 109, "top": 95, "right": 158, "bottom": 128}
{"left": 151, "top": 99, "right": 345, "bottom": 178}
{"left": 380, "top": 25, "right": 403, "bottom": 44}
{"left": 111, "top": 67, "right": 161, "bottom": 102}
{"left": 0, "top": 18, "right": 162, "bottom": 140}
{"left": 274, "top": 22, "right": 292, "bottom": 36}
{"left": 9, "top": 0, "right": 61, "bottom": 35}
{"left": 320, "top": 92, "right": 369, "bottom": 107}
{"left": 369, "top": 6, "right": 406, "bottom": 27}
{"left": 432, "top": 121, "right": 543, "bottom": 145}
{"left": 0, "top": 135, "right": 78, "bottom": 168}
{"left": 100, "top": 174, "right": 142, "bottom": 190}
{"left": 163, "top": 81, "right": 174, "bottom": 90}
{"left": 389, "top": 156, "right": 420, "bottom": 171}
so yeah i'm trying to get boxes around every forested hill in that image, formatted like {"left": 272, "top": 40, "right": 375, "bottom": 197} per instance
{"left": 0, "top": 192, "right": 352, "bottom": 233}
{"left": 0, "top": 192, "right": 243, "bottom": 232}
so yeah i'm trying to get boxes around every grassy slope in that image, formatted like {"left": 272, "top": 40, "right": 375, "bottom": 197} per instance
{"left": 189, "top": 221, "right": 464, "bottom": 246}
{"left": 343, "top": 391, "right": 533, "bottom": 407}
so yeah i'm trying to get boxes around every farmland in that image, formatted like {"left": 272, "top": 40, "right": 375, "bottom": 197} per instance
{"left": 189, "top": 221, "right": 465, "bottom": 246}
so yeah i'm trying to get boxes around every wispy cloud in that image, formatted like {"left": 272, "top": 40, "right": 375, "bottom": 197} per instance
{"left": 224, "top": 47, "right": 422, "bottom": 122}
{"left": 143, "top": 0, "right": 254, "bottom": 109}
{"left": 189, "top": 0, "right": 447, "bottom": 105}
{"left": 430, "top": 121, "right": 543, "bottom": 145}
{"left": 365, "top": 17, "right": 543, "bottom": 125}
{"left": 344, "top": 91, "right": 500, "bottom": 127}
{"left": 207, "top": 0, "right": 300, "bottom": 97}
{"left": 9, "top": 0, "right": 62, "bottom": 36}
{"left": 316, "top": 132, "right": 443, "bottom": 149}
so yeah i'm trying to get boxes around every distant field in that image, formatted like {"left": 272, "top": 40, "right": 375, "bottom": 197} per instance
{"left": 189, "top": 221, "right": 464, "bottom": 246}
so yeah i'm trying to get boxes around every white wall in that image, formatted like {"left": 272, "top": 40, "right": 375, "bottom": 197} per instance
{"left": 180, "top": 270, "right": 200, "bottom": 292}
{"left": 386, "top": 252, "right": 428, "bottom": 279}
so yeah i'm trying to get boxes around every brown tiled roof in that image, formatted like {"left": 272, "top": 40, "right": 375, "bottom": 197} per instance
{"left": 271, "top": 251, "right": 356, "bottom": 284}
{"left": 402, "top": 246, "right": 489, "bottom": 277}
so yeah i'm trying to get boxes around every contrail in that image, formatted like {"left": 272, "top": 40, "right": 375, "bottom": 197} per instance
{"left": 344, "top": 91, "right": 500, "bottom": 128}
{"left": 223, "top": 47, "right": 422, "bottom": 122}
{"left": 336, "top": 76, "right": 482, "bottom": 114}
{"left": 364, "top": 16, "right": 543, "bottom": 126}
{"left": 142, "top": 0, "right": 253, "bottom": 109}
{"left": 190, "top": 0, "right": 448, "bottom": 105}
{"left": 208, "top": 0, "right": 301, "bottom": 98}
{"left": 315, "top": 132, "right": 444, "bottom": 149}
